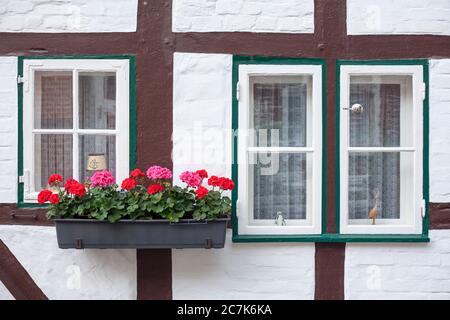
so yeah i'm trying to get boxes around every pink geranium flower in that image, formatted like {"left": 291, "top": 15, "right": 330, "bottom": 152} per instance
{"left": 179, "top": 171, "right": 202, "bottom": 188}
{"left": 91, "top": 170, "right": 115, "bottom": 188}
{"left": 146, "top": 166, "right": 172, "bottom": 180}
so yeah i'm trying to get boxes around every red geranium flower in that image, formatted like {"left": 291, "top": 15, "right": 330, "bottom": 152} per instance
{"left": 196, "top": 169, "right": 208, "bottom": 179}
{"left": 130, "top": 169, "right": 145, "bottom": 179}
{"left": 207, "top": 176, "right": 220, "bottom": 187}
{"left": 48, "top": 174, "right": 63, "bottom": 186}
{"left": 195, "top": 186, "right": 209, "bottom": 199}
{"left": 121, "top": 177, "right": 137, "bottom": 191}
{"left": 147, "top": 184, "right": 164, "bottom": 195}
{"left": 64, "top": 178, "right": 78, "bottom": 193}
{"left": 49, "top": 193, "right": 60, "bottom": 205}
{"left": 70, "top": 183, "right": 86, "bottom": 197}
{"left": 220, "top": 178, "right": 235, "bottom": 191}
{"left": 37, "top": 189, "right": 53, "bottom": 204}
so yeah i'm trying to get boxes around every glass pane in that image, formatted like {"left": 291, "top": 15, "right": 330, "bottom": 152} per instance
{"left": 34, "top": 71, "right": 73, "bottom": 129}
{"left": 34, "top": 134, "right": 73, "bottom": 191}
{"left": 79, "top": 72, "right": 116, "bottom": 129}
{"left": 252, "top": 153, "right": 310, "bottom": 221}
{"left": 79, "top": 135, "right": 116, "bottom": 183}
{"left": 349, "top": 76, "right": 412, "bottom": 147}
{"left": 251, "top": 76, "right": 310, "bottom": 147}
{"left": 348, "top": 152, "right": 414, "bottom": 223}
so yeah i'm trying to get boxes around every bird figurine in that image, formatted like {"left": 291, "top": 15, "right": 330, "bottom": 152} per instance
{"left": 368, "top": 189, "right": 380, "bottom": 225}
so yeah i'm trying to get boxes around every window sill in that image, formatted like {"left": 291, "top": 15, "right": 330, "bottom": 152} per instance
{"left": 232, "top": 233, "right": 429, "bottom": 243}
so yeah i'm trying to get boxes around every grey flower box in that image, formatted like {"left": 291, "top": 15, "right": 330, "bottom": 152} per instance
{"left": 54, "top": 218, "right": 229, "bottom": 249}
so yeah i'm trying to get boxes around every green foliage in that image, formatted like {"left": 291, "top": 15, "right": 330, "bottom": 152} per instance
{"left": 47, "top": 184, "right": 231, "bottom": 223}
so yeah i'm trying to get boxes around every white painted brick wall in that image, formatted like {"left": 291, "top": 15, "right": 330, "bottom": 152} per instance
{"left": 345, "top": 230, "right": 450, "bottom": 299}
{"left": 0, "top": 57, "right": 17, "bottom": 203}
{"left": 173, "top": 230, "right": 315, "bottom": 299}
{"left": 347, "top": 0, "right": 450, "bottom": 35}
{"left": 172, "top": 0, "right": 314, "bottom": 33}
{"left": 430, "top": 59, "right": 450, "bottom": 202}
{"left": 173, "top": 52, "right": 233, "bottom": 185}
{"left": 0, "top": 225, "right": 137, "bottom": 300}
{"left": 0, "top": 0, "right": 138, "bottom": 32}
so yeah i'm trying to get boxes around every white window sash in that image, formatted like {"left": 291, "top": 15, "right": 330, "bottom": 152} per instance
{"left": 237, "top": 64, "right": 323, "bottom": 235}
{"left": 339, "top": 65, "right": 424, "bottom": 235}
{"left": 22, "top": 59, "right": 130, "bottom": 202}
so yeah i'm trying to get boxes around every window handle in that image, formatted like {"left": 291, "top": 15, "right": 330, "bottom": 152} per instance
{"left": 22, "top": 169, "right": 31, "bottom": 193}
{"left": 343, "top": 104, "right": 364, "bottom": 114}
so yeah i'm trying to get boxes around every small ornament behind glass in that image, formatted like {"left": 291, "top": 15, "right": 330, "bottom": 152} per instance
{"left": 368, "top": 189, "right": 380, "bottom": 225}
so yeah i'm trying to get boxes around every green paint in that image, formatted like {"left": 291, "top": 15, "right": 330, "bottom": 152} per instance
{"left": 233, "top": 233, "right": 429, "bottom": 243}
{"left": 17, "top": 55, "right": 137, "bottom": 208}
{"left": 231, "top": 55, "right": 327, "bottom": 241}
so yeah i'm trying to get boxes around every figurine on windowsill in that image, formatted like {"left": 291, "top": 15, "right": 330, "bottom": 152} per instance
{"left": 368, "top": 189, "right": 380, "bottom": 225}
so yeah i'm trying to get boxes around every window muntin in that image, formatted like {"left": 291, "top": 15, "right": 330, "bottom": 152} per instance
{"left": 339, "top": 65, "right": 424, "bottom": 235}
{"left": 22, "top": 59, "right": 130, "bottom": 202}
{"left": 237, "top": 64, "right": 322, "bottom": 235}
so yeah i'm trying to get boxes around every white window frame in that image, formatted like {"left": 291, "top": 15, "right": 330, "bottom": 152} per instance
{"left": 237, "top": 64, "right": 323, "bottom": 235}
{"left": 22, "top": 59, "right": 130, "bottom": 202}
{"left": 339, "top": 65, "right": 424, "bottom": 235}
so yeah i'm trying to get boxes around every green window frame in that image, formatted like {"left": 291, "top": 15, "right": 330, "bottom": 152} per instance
{"left": 17, "top": 55, "right": 136, "bottom": 208}
{"left": 231, "top": 56, "right": 429, "bottom": 243}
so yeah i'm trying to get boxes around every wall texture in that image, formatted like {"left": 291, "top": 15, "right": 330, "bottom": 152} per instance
{"left": 0, "top": 225, "right": 137, "bottom": 300}
{"left": 0, "top": 0, "right": 138, "bottom": 32}
{"left": 430, "top": 59, "right": 450, "bottom": 202}
{"left": 345, "top": 230, "right": 450, "bottom": 299}
{"left": 173, "top": 230, "right": 315, "bottom": 299}
{"left": 172, "top": 52, "right": 232, "bottom": 185}
{"left": 0, "top": 57, "right": 17, "bottom": 204}
{"left": 347, "top": 0, "right": 450, "bottom": 35}
{"left": 172, "top": 0, "right": 314, "bottom": 33}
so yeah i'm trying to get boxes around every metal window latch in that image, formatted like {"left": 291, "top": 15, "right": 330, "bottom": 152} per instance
{"left": 236, "top": 81, "right": 240, "bottom": 101}
{"left": 343, "top": 103, "right": 364, "bottom": 114}
{"left": 17, "top": 76, "right": 25, "bottom": 84}
{"left": 275, "top": 212, "right": 286, "bottom": 226}
{"left": 421, "top": 199, "right": 426, "bottom": 218}
{"left": 420, "top": 82, "right": 426, "bottom": 101}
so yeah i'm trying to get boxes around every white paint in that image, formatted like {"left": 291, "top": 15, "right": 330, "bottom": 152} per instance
{"left": 173, "top": 52, "right": 233, "bottom": 185}
{"left": 0, "top": 225, "right": 136, "bottom": 300}
{"left": 0, "top": 281, "right": 15, "bottom": 300}
{"left": 0, "top": 0, "right": 138, "bottom": 32}
{"left": 345, "top": 230, "right": 450, "bottom": 299}
{"left": 347, "top": 0, "right": 450, "bottom": 35}
{"left": 172, "top": 0, "right": 314, "bottom": 33}
{"left": 172, "top": 230, "right": 315, "bottom": 299}
{"left": 0, "top": 57, "right": 18, "bottom": 203}
{"left": 430, "top": 59, "right": 450, "bottom": 202}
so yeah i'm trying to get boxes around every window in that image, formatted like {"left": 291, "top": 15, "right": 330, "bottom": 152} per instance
{"left": 339, "top": 63, "right": 426, "bottom": 235}
{"left": 234, "top": 60, "right": 323, "bottom": 236}
{"left": 20, "top": 58, "right": 132, "bottom": 203}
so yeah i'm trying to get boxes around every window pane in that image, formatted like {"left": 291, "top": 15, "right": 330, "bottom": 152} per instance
{"left": 79, "top": 72, "right": 116, "bottom": 129}
{"left": 252, "top": 153, "right": 310, "bottom": 221}
{"left": 79, "top": 135, "right": 116, "bottom": 183}
{"left": 349, "top": 76, "right": 412, "bottom": 147}
{"left": 34, "top": 134, "right": 73, "bottom": 191}
{"left": 34, "top": 71, "right": 73, "bottom": 129}
{"left": 348, "top": 152, "right": 414, "bottom": 223}
{"left": 251, "top": 77, "right": 309, "bottom": 147}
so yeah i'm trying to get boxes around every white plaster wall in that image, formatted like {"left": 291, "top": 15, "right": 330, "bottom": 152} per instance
{"left": 430, "top": 59, "right": 450, "bottom": 202}
{"left": 172, "top": 0, "right": 314, "bottom": 33}
{"left": 0, "top": 225, "right": 137, "bottom": 300}
{"left": 347, "top": 0, "right": 450, "bottom": 35}
{"left": 173, "top": 230, "right": 315, "bottom": 299}
{"left": 173, "top": 52, "right": 233, "bottom": 185}
{"left": 345, "top": 230, "right": 450, "bottom": 299}
{"left": 0, "top": 57, "right": 18, "bottom": 203}
{"left": 0, "top": 0, "right": 138, "bottom": 32}
{"left": 0, "top": 281, "right": 15, "bottom": 300}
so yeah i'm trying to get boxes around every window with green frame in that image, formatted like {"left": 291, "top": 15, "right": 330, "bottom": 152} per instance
{"left": 231, "top": 56, "right": 429, "bottom": 243}
{"left": 18, "top": 56, "right": 136, "bottom": 207}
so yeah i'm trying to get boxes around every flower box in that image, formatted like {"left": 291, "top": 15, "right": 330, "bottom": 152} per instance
{"left": 55, "top": 218, "right": 229, "bottom": 249}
